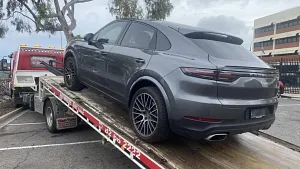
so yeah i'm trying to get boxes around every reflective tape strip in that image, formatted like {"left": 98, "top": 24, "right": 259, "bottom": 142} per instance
{"left": 20, "top": 48, "right": 64, "bottom": 54}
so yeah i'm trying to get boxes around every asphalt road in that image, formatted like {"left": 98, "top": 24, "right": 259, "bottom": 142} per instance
{"left": 0, "top": 111, "right": 138, "bottom": 169}
{"left": 262, "top": 98, "right": 300, "bottom": 146}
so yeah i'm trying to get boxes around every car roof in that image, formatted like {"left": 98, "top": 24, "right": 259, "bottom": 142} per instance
{"left": 117, "top": 18, "right": 210, "bottom": 31}
{"left": 117, "top": 18, "right": 234, "bottom": 35}
{"left": 116, "top": 18, "right": 243, "bottom": 44}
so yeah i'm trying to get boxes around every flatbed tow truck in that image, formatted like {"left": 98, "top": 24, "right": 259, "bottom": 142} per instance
{"left": 3, "top": 45, "right": 300, "bottom": 169}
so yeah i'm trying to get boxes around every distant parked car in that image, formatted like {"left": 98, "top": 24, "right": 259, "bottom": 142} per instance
{"left": 63, "top": 19, "right": 279, "bottom": 143}
{"left": 278, "top": 81, "right": 284, "bottom": 97}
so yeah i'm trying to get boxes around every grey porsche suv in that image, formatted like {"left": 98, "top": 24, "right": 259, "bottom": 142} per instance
{"left": 63, "top": 19, "right": 278, "bottom": 143}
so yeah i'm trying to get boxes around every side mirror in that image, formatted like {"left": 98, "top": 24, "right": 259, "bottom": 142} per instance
{"left": 1, "top": 59, "right": 8, "bottom": 71}
{"left": 83, "top": 33, "right": 94, "bottom": 42}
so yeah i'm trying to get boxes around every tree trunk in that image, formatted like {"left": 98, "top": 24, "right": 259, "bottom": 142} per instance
{"left": 54, "top": 0, "right": 74, "bottom": 43}
{"left": 62, "top": 24, "right": 74, "bottom": 43}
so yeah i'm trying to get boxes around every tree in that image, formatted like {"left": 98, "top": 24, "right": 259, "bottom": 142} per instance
{"left": 109, "top": 0, "right": 173, "bottom": 20}
{"left": 0, "top": 0, "right": 8, "bottom": 38}
{"left": 0, "top": 0, "right": 93, "bottom": 42}
{"left": 74, "top": 34, "right": 83, "bottom": 39}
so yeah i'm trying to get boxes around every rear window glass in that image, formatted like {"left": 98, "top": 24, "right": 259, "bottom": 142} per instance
{"left": 190, "top": 39, "right": 258, "bottom": 61}
{"left": 156, "top": 31, "right": 171, "bottom": 51}
{"left": 30, "top": 56, "right": 56, "bottom": 68}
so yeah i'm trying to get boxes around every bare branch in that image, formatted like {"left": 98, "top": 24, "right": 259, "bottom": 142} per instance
{"left": 16, "top": 0, "right": 38, "bottom": 21}
{"left": 1, "top": 11, "right": 37, "bottom": 24}
{"left": 62, "top": 0, "right": 93, "bottom": 15}
{"left": 63, "top": 0, "right": 79, "bottom": 31}
{"left": 48, "top": 13, "right": 59, "bottom": 18}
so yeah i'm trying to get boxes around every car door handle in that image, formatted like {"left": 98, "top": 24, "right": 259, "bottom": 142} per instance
{"left": 135, "top": 58, "right": 145, "bottom": 64}
{"left": 101, "top": 51, "right": 108, "bottom": 56}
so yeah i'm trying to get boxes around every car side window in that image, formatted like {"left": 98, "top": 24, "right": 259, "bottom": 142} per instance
{"left": 93, "top": 21, "right": 128, "bottom": 44}
{"left": 156, "top": 31, "right": 171, "bottom": 51}
{"left": 121, "top": 22, "right": 156, "bottom": 49}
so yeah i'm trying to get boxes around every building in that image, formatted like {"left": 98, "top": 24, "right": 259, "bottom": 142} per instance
{"left": 253, "top": 6, "right": 300, "bottom": 58}
{"left": 253, "top": 6, "right": 300, "bottom": 93}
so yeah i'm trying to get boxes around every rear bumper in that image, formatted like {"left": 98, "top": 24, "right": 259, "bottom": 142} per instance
{"left": 167, "top": 87, "right": 278, "bottom": 140}
{"left": 163, "top": 67, "right": 278, "bottom": 140}
{"left": 170, "top": 115, "right": 275, "bottom": 140}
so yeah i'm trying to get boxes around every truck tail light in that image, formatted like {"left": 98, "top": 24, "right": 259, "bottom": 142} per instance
{"left": 181, "top": 67, "right": 238, "bottom": 82}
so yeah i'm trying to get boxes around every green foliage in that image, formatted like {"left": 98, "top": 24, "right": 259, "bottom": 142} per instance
{"left": 74, "top": 34, "right": 83, "bottom": 39}
{"left": 109, "top": 0, "right": 173, "bottom": 20}
{"left": 0, "top": 23, "right": 8, "bottom": 38}
{"left": 5, "top": 0, "right": 59, "bottom": 34}
{"left": 109, "top": 0, "right": 143, "bottom": 19}
{"left": 145, "top": 0, "right": 173, "bottom": 20}
{"left": 0, "top": 0, "right": 8, "bottom": 38}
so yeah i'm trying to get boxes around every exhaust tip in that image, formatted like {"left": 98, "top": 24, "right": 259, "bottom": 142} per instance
{"left": 205, "top": 133, "right": 227, "bottom": 141}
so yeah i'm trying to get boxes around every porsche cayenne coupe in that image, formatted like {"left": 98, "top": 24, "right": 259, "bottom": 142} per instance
{"left": 63, "top": 19, "right": 278, "bottom": 142}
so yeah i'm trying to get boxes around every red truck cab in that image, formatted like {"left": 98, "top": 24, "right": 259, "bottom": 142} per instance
{"left": 9, "top": 44, "right": 64, "bottom": 107}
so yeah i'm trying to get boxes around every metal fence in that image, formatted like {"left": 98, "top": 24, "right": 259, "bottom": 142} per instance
{"left": 263, "top": 56, "right": 300, "bottom": 94}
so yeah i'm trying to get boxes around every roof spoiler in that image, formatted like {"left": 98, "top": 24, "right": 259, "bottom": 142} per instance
{"left": 182, "top": 30, "right": 243, "bottom": 45}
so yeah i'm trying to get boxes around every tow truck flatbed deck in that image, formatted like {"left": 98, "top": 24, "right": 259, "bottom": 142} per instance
{"left": 42, "top": 76, "right": 300, "bottom": 169}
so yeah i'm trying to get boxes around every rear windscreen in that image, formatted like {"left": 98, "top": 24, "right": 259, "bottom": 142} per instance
{"left": 190, "top": 39, "right": 259, "bottom": 61}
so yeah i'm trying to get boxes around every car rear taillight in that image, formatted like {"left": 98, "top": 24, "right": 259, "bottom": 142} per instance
{"left": 181, "top": 67, "right": 238, "bottom": 82}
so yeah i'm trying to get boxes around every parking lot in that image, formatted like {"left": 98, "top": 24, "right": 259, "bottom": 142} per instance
{"left": 0, "top": 111, "right": 138, "bottom": 169}
{"left": 263, "top": 98, "right": 300, "bottom": 146}
{"left": 0, "top": 97, "right": 300, "bottom": 169}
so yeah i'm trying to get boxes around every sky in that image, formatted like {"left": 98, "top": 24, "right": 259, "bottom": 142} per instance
{"left": 1, "top": 0, "right": 300, "bottom": 56}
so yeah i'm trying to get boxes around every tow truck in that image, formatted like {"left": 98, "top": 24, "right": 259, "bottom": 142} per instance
{"left": 1, "top": 44, "right": 300, "bottom": 169}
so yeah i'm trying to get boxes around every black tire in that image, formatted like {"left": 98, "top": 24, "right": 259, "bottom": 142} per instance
{"left": 44, "top": 100, "right": 58, "bottom": 133}
{"left": 11, "top": 90, "right": 22, "bottom": 108}
{"left": 64, "top": 57, "right": 84, "bottom": 91}
{"left": 29, "top": 95, "right": 35, "bottom": 111}
{"left": 129, "top": 86, "right": 172, "bottom": 143}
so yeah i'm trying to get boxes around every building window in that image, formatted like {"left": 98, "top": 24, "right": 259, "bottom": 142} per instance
{"left": 277, "top": 18, "right": 300, "bottom": 30}
{"left": 254, "top": 40, "right": 273, "bottom": 47}
{"left": 255, "top": 25, "right": 274, "bottom": 35}
{"left": 275, "top": 36, "right": 299, "bottom": 44}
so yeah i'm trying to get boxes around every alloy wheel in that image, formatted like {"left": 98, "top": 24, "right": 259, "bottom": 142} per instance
{"left": 132, "top": 93, "right": 159, "bottom": 137}
{"left": 65, "top": 60, "right": 75, "bottom": 86}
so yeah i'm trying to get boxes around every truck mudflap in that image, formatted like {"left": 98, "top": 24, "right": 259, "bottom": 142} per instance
{"left": 40, "top": 76, "right": 300, "bottom": 169}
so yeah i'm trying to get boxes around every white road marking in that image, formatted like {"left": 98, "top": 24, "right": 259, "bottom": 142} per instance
{"left": 278, "top": 104, "right": 300, "bottom": 107}
{"left": 0, "top": 110, "right": 28, "bottom": 130}
{"left": 0, "top": 140, "right": 101, "bottom": 151}
{"left": 7, "top": 122, "right": 46, "bottom": 126}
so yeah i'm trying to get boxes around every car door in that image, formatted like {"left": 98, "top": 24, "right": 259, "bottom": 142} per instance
{"left": 76, "top": 21, "right": 129, "bottom": 89}
{"left": 105, "top": 22, "right": 157, "bottom": 102}
{"left": 90, "top": 21, "right": 129, "bottom": 89}
{"left": 75, "top": 41, "right": 95, "bottom": 83}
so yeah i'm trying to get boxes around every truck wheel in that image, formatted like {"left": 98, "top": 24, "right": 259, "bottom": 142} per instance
{"left": 129, "top": 87, "right": 172, "bottom": 143}
{"left": 11, "top": 90, "right": 22, "bottom": 108}
{"left": 44, "top": 100, "right": 58, "bottom": 133}
{"left": 64, "top": 57, "right": 84, "bottom": 91}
